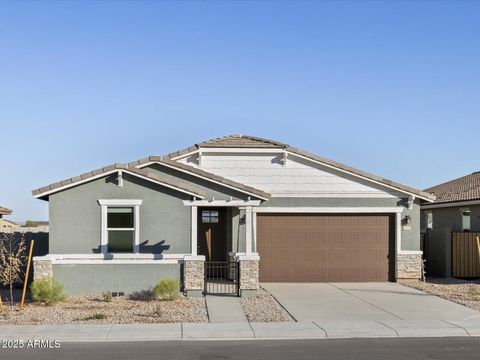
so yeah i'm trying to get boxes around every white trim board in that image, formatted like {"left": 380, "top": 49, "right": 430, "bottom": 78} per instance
{"left": 421, "top": 200, "right": 480, "bottom": 210}
{"left": 253, "top": 207, "right": 404, "bottom": 213}
{"left": 136, "top": 160, "right": 269, "bottom": 201}
{"left": 183, "top": 200, "right": 262, "bottom": 207}
{"left": 34, "top": 169, "right": 204, "bottom": 199}
{"left": 98, "top": 199, "right": 143, "bottom": 206}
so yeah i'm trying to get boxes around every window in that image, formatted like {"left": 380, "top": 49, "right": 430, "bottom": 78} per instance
{"left": 426, "top": 211, "right": 433, "bottom": 229}
{"left": 107, "top": 207, "right": 135, "bottom": 252}
{"left": 461, "top": 208, "right": 471, "bottom": 231}
{"left": 202, "top": 210, "right": 219, "bottom": 223}
{"left": 98, "top": 199, "right": 142, "bottom": 254}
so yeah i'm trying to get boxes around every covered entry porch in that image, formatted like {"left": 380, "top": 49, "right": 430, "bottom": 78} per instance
{"left": 182, "top": 199, "right": 260, "bottom": 297}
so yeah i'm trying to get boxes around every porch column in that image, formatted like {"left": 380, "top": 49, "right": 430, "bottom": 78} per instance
{"left": 191, "top": 206, "right": 198, "bottom": 256}
{"left": 245, "top": 205, "right": 253, "bottom": 255}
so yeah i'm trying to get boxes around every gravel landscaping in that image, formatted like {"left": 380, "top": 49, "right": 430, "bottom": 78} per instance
{"left": 240, "top": 288, "right": 295, "bottom": 322}
{"left": 401, "top": 278, "right": 480, "bottom": 311}
{"left": 0, "top": 294, "right": 208, "bottom": 325}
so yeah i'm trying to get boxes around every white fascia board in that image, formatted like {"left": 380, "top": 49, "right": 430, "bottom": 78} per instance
{"left": 421, "top": 200, "right": 480, "bottom": 210}
{"left": 198, "top": 147, "right": 285, "bottom": 153}
{"left": 34, "top": 253, "right": 188, "bottom": 264}
{"left": 183, "top": 200, "right": 262, "bottom": 207}
{"left": 136, "top": 161, "right": 269, "bottom": 201}
{"left": 254, "top": 207, "right": 404, "bottom": 213}
{"left": 98, "top": 199, "right": 143, "bottom": 206}
{"left": 34, "top": 169, "right": 204, "bottom": 199}
{"left": 34, "top": 170, "right": 120, "bottom": 199}
{"left": 286, "top": 151, "right": 434, "bottom": 202}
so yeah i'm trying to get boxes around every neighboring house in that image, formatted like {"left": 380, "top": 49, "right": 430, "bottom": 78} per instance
{"left": 0, "top": 206, "right": 16, "bottom": 229}
{"left": 420, "top": 172, "right": 480, "bottom": 277}
{"left": 0, "top": 205, "right": 12, "bottom": 218}
{"left": 32, "top": 135, "right": 434, "bottom": 296}
{"left": 23, "top": 220, "right": 49, "bottom": 232}
{"left": 0, "top": 218, "right": 19, "bottom": 230}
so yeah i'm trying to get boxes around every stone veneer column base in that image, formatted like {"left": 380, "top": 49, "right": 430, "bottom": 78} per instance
{"left": 183, "top": 256, "right": 205, "bottom": 297}
{"left": 397, "top": 253, "right": 423, "bottom": 280}
{"left": 238, "top": 255, "right": 259, "bottom": 297}
{"left": 33, "top": 257, "right": 53, "bottom": 280}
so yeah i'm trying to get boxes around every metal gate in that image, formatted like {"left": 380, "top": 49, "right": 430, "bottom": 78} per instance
{"left": 204, "top": 261, "right": 240, "bottom": 296}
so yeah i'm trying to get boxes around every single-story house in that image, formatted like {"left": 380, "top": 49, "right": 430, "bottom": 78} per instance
{"left": 32, "top": 135, "right": 434, "bottom": 296}
{"left": 421, "top": 172, "right": 480, "bottom": 277}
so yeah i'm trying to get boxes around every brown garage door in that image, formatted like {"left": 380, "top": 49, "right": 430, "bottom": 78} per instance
{"left": 257, "top": 214, "right": 395, "bottom": 282}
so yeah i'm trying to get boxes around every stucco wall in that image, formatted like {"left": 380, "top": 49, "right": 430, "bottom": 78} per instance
{"left": 49, "top": 173, "right": 192, "bottom": 254}
{"left": 52, "top": 263, "right": 180, "bottom": 295}
{"left": 421, "top": 204, "right": 480, "bottom": 232}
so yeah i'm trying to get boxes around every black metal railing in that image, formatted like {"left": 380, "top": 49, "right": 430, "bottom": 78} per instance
{"left": 204, "top": 261, "right": 239, "bottom": 296}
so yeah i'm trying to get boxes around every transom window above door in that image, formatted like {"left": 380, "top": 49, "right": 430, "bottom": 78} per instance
{"left": 202, "top": 210, "right": 219, "bottom": 223}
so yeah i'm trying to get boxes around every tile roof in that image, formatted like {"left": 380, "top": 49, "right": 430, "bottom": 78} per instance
{"left": 32, "top": 163, "right": 205, "bottom": 199}
{"left": 164, "top": 134, "right": 435, "bottom": 201}
{"left": 0, "top": 206, "right": 12, "bottom": 215}
{"left": 424, "top": 172, "right": 480, "bottom": 204}
{"left": 129, "top": 156, "right": 271, "bottom": 200}
{"left": 164, "top": 134, "right": 286, "bottom": 159}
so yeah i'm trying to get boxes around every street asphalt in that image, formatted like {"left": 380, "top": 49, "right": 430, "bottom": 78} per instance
{"left": 1, "top": 338, "right": 480, "bottom": 360}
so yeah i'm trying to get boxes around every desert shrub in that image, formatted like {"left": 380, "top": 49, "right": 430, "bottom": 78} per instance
{"left": 129, "top": 289, "right": 156, "bottom": 301}
{"left": 30, "top": 278, "right": 65, "bottom": 306}
{"left": 75, "top": 313, "right": 107, "bottom": 321}
{"left": 101, "top": 291, "right": 112, "bottom": 302}
{"left": 152, "top": 278, "right": 179, "bottom": 301}
{"left": 154, "top": 303, "right": 163, "bottom": 317}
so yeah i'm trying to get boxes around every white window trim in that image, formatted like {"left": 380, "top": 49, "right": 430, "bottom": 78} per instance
{"left": 461, "top": 208, "right": 471, "bottom": 231}
{"left": 98, "top": 199, "right": 142, "bottom": 255}
{"left": 253, "top": 207, "right": 404, "bottom": 213}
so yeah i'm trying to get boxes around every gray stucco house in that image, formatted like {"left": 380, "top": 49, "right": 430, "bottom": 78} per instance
{"left": 421, "top": 172, "right": 480, "bottom": 277}
{"left": 32, "top": 135, "right": 434, "bottom": 296}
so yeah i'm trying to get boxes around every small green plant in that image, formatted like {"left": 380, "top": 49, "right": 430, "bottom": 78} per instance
{"left": 152, "top": 278, "right": 180, "bottom": 301}
{"left": 75, "top": 313, "right": 107, "bottom": 321}
{"left": 129, "top": 289, "right": 156, "bottom": 301}
{"left": 101, "top": 291, "right": 112, "bottom": 302}
{"left": 30, "top": 278, "right": 65, "bottom": 306}
{"left": 154, "top": 303, "right": 163, "bottom": 317}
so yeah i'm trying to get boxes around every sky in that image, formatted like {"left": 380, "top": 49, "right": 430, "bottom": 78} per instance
{"left": 0, "top": 0, "right": 479, "bottom": 223}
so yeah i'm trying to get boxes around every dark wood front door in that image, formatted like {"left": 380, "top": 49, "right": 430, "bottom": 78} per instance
{"left": 198, "top": 208, "right": 226, "bottom": 261}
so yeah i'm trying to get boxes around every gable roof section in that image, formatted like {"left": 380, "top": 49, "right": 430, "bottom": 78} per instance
{"left": 0, "top": 206, "right": 12, "bottom": 215}
{"left": 164, "top": 134, "right": 286, "bottom": 159}
{"left": 286, "top": 146, "right": 435, "bottom": 202}
{"left": 163, "top": 134, "right": 435, "bottom": 202}
{"left": 423, "top": 172, "right": 480, "bottom": 205}
{"left": 129, "top": 156, "right": 271, "bottom": 200}
{"left": 32, "top": 164, "right": 205, "bottom": 200}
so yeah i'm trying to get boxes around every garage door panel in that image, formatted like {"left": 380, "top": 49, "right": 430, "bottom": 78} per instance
{"left": 257, "top": 213, "right": 394, "bottom": 282}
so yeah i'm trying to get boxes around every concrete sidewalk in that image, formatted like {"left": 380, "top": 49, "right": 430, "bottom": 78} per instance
{"left": 0, "top": 318, "right": 479, "bottom": 342}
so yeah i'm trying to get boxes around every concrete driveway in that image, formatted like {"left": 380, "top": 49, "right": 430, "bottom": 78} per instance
{"left": 263, "top": 282, "right": 480, "bottom": 322}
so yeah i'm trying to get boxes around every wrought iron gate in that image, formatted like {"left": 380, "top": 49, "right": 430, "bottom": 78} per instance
{"left": 204, "top": 261, "right": 240, "bottom": 296}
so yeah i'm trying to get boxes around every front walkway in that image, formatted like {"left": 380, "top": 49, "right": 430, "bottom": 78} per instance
{"left": 206, "top": 295, "right": 248, "bottom": 323}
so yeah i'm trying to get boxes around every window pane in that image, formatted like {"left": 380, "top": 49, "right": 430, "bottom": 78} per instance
{"left": 108, "top": 230, "right": 134, "bottom": 252}
{"left": 107, "top": 207, "right": 134, "bottom": 228}
{"left": 462, "top": 211, "right": 471, "bottom": 231}
{"left": 210, "top": 216, "right": 219, "bottom": 223}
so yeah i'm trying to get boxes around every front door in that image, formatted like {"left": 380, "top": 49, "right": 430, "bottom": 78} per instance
{"left": 198, "top": 208, "right": 226, "bottom": 261}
